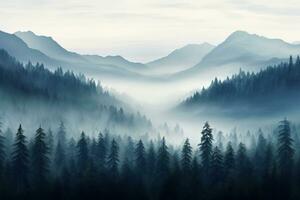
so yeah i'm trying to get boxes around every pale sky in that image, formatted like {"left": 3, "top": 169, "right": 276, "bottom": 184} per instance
{"left": 1, "top": 0, "right": 300, "bottom": 62}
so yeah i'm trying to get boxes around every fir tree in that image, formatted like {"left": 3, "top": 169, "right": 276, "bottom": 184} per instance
{"left": 224, "top": 142, "right": 235, "bottom": 179}
{"left": 199, "top": 122, "right": 213, "bottom": 173}
{"left": 31, "top": 126, "right": 49, "bottom": 186}
{"left": 277, "top": 119, "right": 294, "bottom": 180}
{"left": 11, "top": 124, "right": 29, "bottom": 192}
{"left": 135, "top": 139, "right": 146, "bottom": 173}
{"left": 0, "top": 121, "right": 5, "bottom": 175}
{"left": 107, "top": 139, "right": 119, "bottom": 178}
{"left": 97, "top": 132, "right": 107, "bottom": 171}
{"left": 181, "top": 138, "right": 192, "bottom": 173}
{"left": 156, "top": 137, "right": 170, "bottom": 178}
{"left": 146, "top": 141, "right": 156, "bottom": 176}
{"left": 210, "top": 146, "right": 224, "bottom": 184}
{"left": 77, "top": 132, "right": 89, "bottom": 173}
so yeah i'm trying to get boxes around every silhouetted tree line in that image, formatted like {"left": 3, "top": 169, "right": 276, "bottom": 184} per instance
{"left": 184, "top": 55, "right": 300, "bottom": 106}
{"left": 1, "top": 119, "right": 300, "bottom": 200}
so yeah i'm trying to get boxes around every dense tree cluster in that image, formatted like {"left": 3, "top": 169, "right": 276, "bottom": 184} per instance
{"left": 0, "top": 49, "right": 152, "bottom": 134}
{"left": 183, "top": 56, "right": 300, "bottom": 107}
{"left": 0, "top": 120, "right": 300, "bottom": 200}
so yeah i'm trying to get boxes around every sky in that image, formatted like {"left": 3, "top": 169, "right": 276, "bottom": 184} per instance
{"left": 1, "top": 0, "right": 300, "bottom": 62}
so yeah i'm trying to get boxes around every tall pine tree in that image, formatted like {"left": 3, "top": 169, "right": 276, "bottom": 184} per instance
{"left": 11, "top": 124, "right": 29, "bottom": 192}
{"left": 199, "top": 122, "right": 213, "bottom": 173}
{"left": 31, "top": 126, "right": 49, "bottom": 186}
{"left": 181, "top": 138, "right": 192, "bottom": 174}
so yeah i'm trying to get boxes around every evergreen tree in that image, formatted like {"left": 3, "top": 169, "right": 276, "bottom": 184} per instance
{"left": 224, "top": 142, "right": 235, "bottom": 179}
{"left": 156, "top": 137, "right": 170, "bottom": 178}
{"left": 57, "top": 121, "right": 66, "bottom": 147}
{"left": 46, "top": 128, "right": 54, "bottom": 157}
{"left": 277, "top": 119, "right": 294, "bottom": 181}
{"left": 97, "top": 132, "right": 107, "bottom": 171}
{"left": 0, "top": 122, "right": 5, "bottom": 175}
{"left": 210, "top": 146, "right": 224, "bottom": 184}
{"left": 54, "top": 141, "right": 65, "bottom": 173}
{"left": 31, "top": 126, "right": 49, "bottom": 186}
{"left": 236, "top": 143, "right": 252, "bottom": 179}
{"left": 181, "top": 138, "right": 192, "bottom": 173}
{"left": 199, "top": 122, "right": 213, "bottom": 173}
{"left": 11, "top": 124, "right": 29, "bottom": 192}
{"left": 146, "top": 141, "right": 156, "bottom": 176}
{"left": 254, "top": 132, "right": 267, "bottom": 176}
{"left": 107, "top": 139, "right": 119, "bottom": 178}
{"left": 77, "top": 132, "right": 89, "bottom": 173}
{"left": 135, "top": 139, "right": 146, "bottom": 173}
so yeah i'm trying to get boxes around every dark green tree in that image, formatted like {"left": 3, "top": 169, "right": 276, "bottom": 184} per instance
{"left": 224, "top": 142, "right": 235, "bottom": 180}
{"left": 199, "top": 122, "right": 213, "bottom": 173}
{"left": 135, "top": 139, "right": 146, "bottom": 173}
{"left": 107, "top": 139, "right": 119, "bottom": 178}
{"left": 11, "top": 124, "right": 29, "bottom": 192}
{"left": 210, "top": 146, "right": 224, "bottom": 184}
{"left": 31, "top": 126, "right": 49, "bottom": 186}
{"left": 0, "top": 122, "right": 5, "bottom": 175}
{"left": 277, "top": 119, "right": 294, "bottom": 181}
{"left": 146, "top": 141, "right": 156, "bottom": 176}
{"left": 96, "top": 132, "right": 107, "bottom": 171}
{"left": 156, "top": 137, "right": 170, "bottom": 178}
{"left": 181, "top": 138, "right": 192, "bottom": 173}
{"left": 77, "top": 132, "right": 89, "bottom": 173}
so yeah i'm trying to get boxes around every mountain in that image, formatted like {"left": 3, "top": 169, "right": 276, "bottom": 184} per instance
{"left": 146, "top": 43, "right": 215, "bottom": 74}
{"left": 14, "top": 30, "right": 147, "bottom": 73}
{"left": 178, "top": 55, "right": 300, "bottom": 117}
{"left": 194, "top": 31, "right": 300, "bottom": 69}
{"left": 0, "top": 31, "right": 60, "bottom": 67}
{"left": 14, "top": 31, "right": 87, "bottom": 63}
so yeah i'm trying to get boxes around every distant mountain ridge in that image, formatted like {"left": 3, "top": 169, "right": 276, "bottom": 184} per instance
{"left": 14, "top": 31, "right": 147, "bottom": 73}
{"left": 146, "top": 43, "right": 215, "bottom": 74}
{"left": 188, "top": 31, "right": 300, "bottom": 72}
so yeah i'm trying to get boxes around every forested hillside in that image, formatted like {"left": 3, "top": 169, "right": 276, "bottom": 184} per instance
{"left": 181, "top": 56, "right": 300, "bottom": 114}
{"left": 0, "top": 49, "right": 152, "bottom": 136}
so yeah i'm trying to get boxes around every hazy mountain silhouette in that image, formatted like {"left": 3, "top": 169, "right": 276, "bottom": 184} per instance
{"left": 146, "top": 43, "right": 215, "bottom": 74}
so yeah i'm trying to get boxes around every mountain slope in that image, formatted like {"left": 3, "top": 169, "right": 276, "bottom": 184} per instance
{"left": 196, "top": 31, "right": 300, "bottom": 69}
{"left": 0, "top": 31, "right": 60, "bottom": 67}
{"left": 178, "top": 56, "right": 300, "bottom": 117}
{"left": 15, "top": 30, "right": 148, "bottom": 73}
{"left": 146, "top": 43, "right": 215, "bottom": 74}
{"left": 15, "top": 31, "right": 87, "bottom": 63}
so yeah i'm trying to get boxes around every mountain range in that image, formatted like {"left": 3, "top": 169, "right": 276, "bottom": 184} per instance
{"left": 1, "top": 29, "right": 300, "bottom": 82}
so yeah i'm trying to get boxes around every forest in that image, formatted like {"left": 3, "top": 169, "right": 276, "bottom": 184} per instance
{"left": 182, "top": 56, "right": 300, "bottom": 109}
{"left": 0, "top": 119, "right": 300, "bottom": 200}
{"left": 0, "top": 49, "right": 152, "bottom": 136}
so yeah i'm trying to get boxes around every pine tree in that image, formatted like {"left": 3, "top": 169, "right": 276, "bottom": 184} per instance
{"left": 210, "top": 146, "right": 224, "bottom": 184}
{"left": 97, "top": 132, "right": 107, "bottom": 171}
{"left": 46, "top": 128, "right": 54, "bottom": 157}
{"left": 54, "top": 141, "right": 65, "bottom": 173}
{"left": 146, "top": 141, "right": 156, "bottom": 176}
{"left": 254, "top": 132, "right": 267, "bottom": 176}
{"left": 277, "top": 119, "right": 294, "bottom": 180}
{"left": 31, "top": 126, "right": 49, "bottom": 186}
{"left": 11, "top": 124, "right": 29, "bottom": 192}
{"left": 107, "top": 139, "right": 119, "bottom": 178}
{"left": 77, "top": 132, "right": 89, "bottom": 173}
{"left": 199, "top": 122, "right": 213, "bottom": 173}
{"left": 156, "top": 137, "right": 170, "bottom": 178}
{"left": 181, "top": 138, "right": 192, "bottom": 173}
{"left": 135, "top": 140, "right": 146, "bottom": 173}
{"left": 236, "top": 143, "right": 252, "bottom": 179}
{"left": 0, "top": 121, "right": 5, "bottom": 175}
{"left": 224, "top": 142, "right": 235, "bottom": 179}
{"left": 57, "top": 121, "right": 66, "bottom": 147}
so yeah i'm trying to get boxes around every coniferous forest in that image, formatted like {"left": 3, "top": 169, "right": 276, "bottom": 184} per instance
{"left": 0, "top": 120, "right": 300, "bottom": 200}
